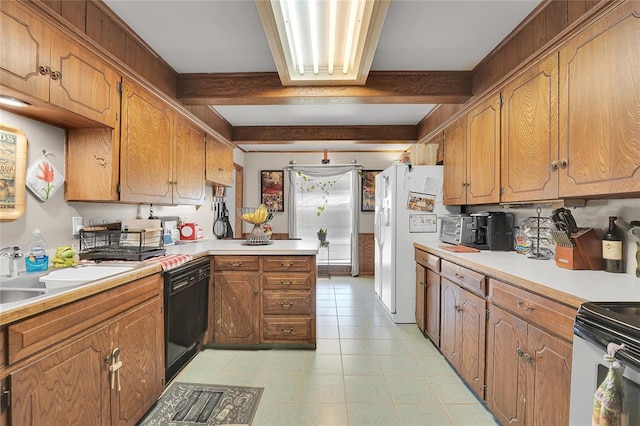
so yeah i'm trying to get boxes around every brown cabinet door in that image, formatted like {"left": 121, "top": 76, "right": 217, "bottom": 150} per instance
{"left": 120, "top": 79, "right": 173, "bottom": 204}
{"left": 49, "top": 32, "right": 121, "bottom": 128}
{"left": 174, "top": 117, "right": 206, "bottom": 205}
{"left": 214, "top": 272, "right": 260, "bottom": 344}
{"left": 110, "top": 297, "right": 165, "bottom": 426}
{"left": 458, "top": 288, "right": 486, "bottom": 399}
{"left": 415, "top": 264, "right": 426, "bottom": 332}
{"left": 439, "top": 279, "right": 460, "bottom": 367}
{"left": 206, "top": 137, "right": 234, "bottom": 187}
{"left": 501, "top": 54, "right": 559, "bottom": 202}
{"left": 486, "top": 305, "right": 528, "bottom": 425}
{"left": 443, "top": 115, "right": 467, "bottom": 205}
{"left": 526, "top": 324, "right": 572, "bottom": 426}
{"left": 10, "top": 326, "right": 112, "bottom": 426}
{"left": 466, "top": 93, "right": 501, "bottom": 204}
{"left": 559, "top": 2, "right": 640, "bottom": 197}
{"left": 0, "top": 1, "right": 51, "bottom": 101}
{"left": 425, "top": 268, "right": 440, "bottom": 346}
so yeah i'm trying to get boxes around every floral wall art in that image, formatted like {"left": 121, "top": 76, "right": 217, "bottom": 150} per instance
{"left": 26, "top": 151, "right": 63, "bottom": 201}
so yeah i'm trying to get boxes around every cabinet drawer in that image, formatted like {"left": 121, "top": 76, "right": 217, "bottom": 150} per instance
{"left": 214, "top": 256, "right": 260, "bottom": 271}
{"left": 489, "top": 278, "right": 576, "bottom": 342}
{"left": 8, "top": 274, "right": 162, "bottom": 364}
{"left": 441, "top": 260, "right": 486, "bottom": 296}
{"left": 263, "top": 256, "right": 311, "bottom": 272}
{"left": 263, "top": 291, "right": 312, "bottom": 315}
{"left": 263, "top": 273, "right": 312, "bottom": 290}
{"left": 415, "top": 249, "right": 440, "bottom": 272}
{"left": 262, "top": 318, "right": 312, "bottom": 341}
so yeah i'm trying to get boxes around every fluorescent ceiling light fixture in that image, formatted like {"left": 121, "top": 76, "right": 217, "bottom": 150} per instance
{"left": 257, "top": 0, "right": 390, "bottom": 85}
{"left": 0, "top": 96, "right": 30, "bottom": 107}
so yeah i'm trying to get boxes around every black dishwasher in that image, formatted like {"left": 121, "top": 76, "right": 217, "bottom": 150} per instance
{"left": 164, "top": 257, "right": 210, "bottom": 382}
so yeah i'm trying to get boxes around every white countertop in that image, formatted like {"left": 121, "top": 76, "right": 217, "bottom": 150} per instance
{"left": 165, "top": 238, "right": 320, "bottom": 256}
{"left": 414, "top": 241, "right": 640, "bottom": 306}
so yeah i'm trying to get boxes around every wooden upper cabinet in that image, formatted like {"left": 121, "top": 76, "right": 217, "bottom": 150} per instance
{"left": 443, "top": 115, "right": 467, "bottom": 205}
{"left": 466, "top": 93, "right": 501, "bottom": 204}
{"left": 174, "top": 116, "right": 206, "bottom": 205}
{"left": 0, "top": 1, "right": 51, "bottom": 101}
{"left": 120, "top": 79, "right": 173, "bottom": 204}
{"left": 559, "top": 1, "right": 640, "bottom": 197}
{"left": 206, "top": 136, "right": 233, "bottom": 187}
{"left": 0, "top": 1, "right": 120, "bottom": 127}
{"left": 501, "top": 54, "right": 559, "bottom": 202}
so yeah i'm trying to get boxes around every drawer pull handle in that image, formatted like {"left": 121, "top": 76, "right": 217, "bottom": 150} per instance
{"left": 281, "top": 327, "right": 294, "bottom": 334}
{"left": 516, "top": 301, "right": 535, "bottom": 312}
{"left": 454, "top": 273, "right": 464, "bottom": 280}
{"left": 454, "top": 305, "right": 463, "bottom": 312}
{"left": 280, "top": 280, "right": 293, "bottom": 286}
{"left": 231, "top": 262, "right": 242, "bottom": 267}
{"left": 516, "top": 347, "right": 524, "bottom": 357}
{"left": 280, "top": 302, "right": 293, "bottom": 309}
{"left": 281, "top": 262, "right": 294, "bottom": 267}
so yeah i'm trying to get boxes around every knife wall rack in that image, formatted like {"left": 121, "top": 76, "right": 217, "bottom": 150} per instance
{"left": 554, "top": 228, "right": 602, "bottom": 270}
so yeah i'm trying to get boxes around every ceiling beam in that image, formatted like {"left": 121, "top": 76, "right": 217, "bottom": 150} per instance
{"left": 233, "top": 125, "right": 417, "bottom": 143}
{"left": 176, "top": 71, "right": 473, "bottom": 105}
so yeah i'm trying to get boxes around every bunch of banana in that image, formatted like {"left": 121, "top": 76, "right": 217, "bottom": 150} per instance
{"left": 242, "top": 204, "right": 269, "bottom": 224}
{"left": 52, "top": 246, "right": 77, "bottom": 268}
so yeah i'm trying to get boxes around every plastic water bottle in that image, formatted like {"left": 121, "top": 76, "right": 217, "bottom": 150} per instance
{"left": 25, "top": 229, "right": 49, "bottom": 272}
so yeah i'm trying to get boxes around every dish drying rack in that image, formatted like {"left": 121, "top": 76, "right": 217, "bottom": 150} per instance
{"left": 79, "top": 221, "right": 165, "bottom": 261}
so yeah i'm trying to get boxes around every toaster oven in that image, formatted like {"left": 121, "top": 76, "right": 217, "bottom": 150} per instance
{"left": 439, "top": 215, "right": 469, "bottom": 245}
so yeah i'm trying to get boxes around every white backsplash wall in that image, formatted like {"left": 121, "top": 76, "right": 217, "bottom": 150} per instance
{"left": 0, "top": 111, "right": 228, "bottom": 274}
{"left": 467, "top": 199, "right": 640, "bottom": 276}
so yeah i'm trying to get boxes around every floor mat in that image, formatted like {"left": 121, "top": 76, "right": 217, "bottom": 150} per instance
{"left": 138, "top": 382, "right": 264, "bottom": 425}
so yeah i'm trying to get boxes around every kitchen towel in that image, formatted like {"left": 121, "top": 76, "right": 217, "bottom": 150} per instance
{"left": 592, "top": 342, "right": 629, "bottom": 426}
{"left": 144, "top": 254, "right": 193, "bottom": 271}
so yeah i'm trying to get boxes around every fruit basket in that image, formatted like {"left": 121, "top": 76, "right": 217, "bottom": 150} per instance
{"left": 237, "top": 205, "right": 276, "bottom": 245}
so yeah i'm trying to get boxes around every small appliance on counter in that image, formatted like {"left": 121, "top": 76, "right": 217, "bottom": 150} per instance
{"left": 461, "top": 211, "right": 515, "bottom": 251}
{"left": 439, "top": 214, "right": 470, "bottom": 245}
{"left": 179, "top": 223, "right": 203, "bottom": 241}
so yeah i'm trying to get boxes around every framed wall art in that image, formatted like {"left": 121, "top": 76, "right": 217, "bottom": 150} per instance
{"left": 260, "top": 170, "right": 284, "bottom": 211}
{"left": 360, "top": 170, "right": 381, "bottom": 212}
{"left": 0, "top": 123, "right": 27, "bottom": 220}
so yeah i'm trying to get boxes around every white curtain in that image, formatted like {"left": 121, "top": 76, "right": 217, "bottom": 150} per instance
{"left": 285, "top": 164, "right": 362, "bottom": 276}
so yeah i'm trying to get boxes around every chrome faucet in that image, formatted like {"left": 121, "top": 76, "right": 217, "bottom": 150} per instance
{"left": 1, "top": 245, "right": 24, "bottom": 277}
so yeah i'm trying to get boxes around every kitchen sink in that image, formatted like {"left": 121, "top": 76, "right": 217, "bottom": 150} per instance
{"left": 0, "top": 288, "right": 47, "bottom": 304}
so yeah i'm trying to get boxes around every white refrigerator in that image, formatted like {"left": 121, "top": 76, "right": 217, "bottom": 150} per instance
{"left": 374, "top": 164, "right": 459, "bottom": 323}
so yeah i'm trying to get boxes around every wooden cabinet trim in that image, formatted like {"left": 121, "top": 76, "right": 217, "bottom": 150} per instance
{"left": 415, "top": 248, "right": 440, "bottom": 272}
{"left": 214, "top": 255, "right": 260, "bottom": 271}
{"left": 489, "top": 278, "right": 576, "bottom": 342}
{"left": 441, "top": 259, "right": 486, "bottom": 297}
{"left": 7, "top": 274, "right": 161, "bottom": 364}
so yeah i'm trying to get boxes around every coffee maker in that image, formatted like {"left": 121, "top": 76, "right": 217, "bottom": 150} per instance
{"left": 462, "top": 211, "right": 515, "bottom": 251}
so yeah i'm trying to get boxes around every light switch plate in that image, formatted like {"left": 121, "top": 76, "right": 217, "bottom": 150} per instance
{"left": 72, "top": 216, "right": 83, "bottom": 237}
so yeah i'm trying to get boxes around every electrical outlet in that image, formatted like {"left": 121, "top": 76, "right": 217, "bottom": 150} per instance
{"left": 72, "top": 216, "right": 83, "bottom": 237}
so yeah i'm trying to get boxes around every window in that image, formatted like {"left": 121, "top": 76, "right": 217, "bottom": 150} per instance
{"left": 294, "top": 171, "right": 354, "bottom": 264}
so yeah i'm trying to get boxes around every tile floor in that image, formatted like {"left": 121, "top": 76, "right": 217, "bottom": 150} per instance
{"left": 175, "top": 276, "right": 499, "bottom": 425}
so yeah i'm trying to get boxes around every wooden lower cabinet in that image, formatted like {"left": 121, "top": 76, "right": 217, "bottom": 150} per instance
{"left": 212, "top": 255, "right": 316, "bottom": 346}
{"left": 486, "top": 304, "right": 572, "bottom": 426}
{"left": 415, "top": 263, "right": 426, "bottom": 332}
{"left": 214, "top": 272, "right": 260, "bottom": 344}
{"left": 7, "top": 275, "right": 164, "bottom": 426}
{"left": 415, "top": 248, "right": 441, "bottom": 346}
{"left": 425, "top": 269, "right": 441, "bottom": 346}
{"left": 440, "top": 278, "right": 486, "bottom": 399}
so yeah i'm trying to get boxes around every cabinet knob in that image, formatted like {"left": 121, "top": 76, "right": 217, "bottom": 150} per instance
{"left": 454, "top": 305, "right": 463, "bottom": 312}
{"left": 39, "top": 66, "right": 51, "bottom": 75}
{"left": 50, "top": 70, "right": 62, "bottom": 81}
{"left": 523, "top": 353, "right": 534, "bottom": 364}
{"left": 253, "top": 289, "right": 259, "bottom": 296}
{"left": 557, "top": 160, "right": 567, "bottom": 169}
{"left": 516, "top": 347, "right": 524, "bottom": 357}
{"left": 454, "top": 273, "right": 464, "bottom": 280}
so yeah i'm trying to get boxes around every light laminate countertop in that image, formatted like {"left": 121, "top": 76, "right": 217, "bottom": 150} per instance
{"left": 0, "top": 239, "right": 319, "bottom": 325}
{"left": 414, "top": 241, "right": 640, "bottom": 308}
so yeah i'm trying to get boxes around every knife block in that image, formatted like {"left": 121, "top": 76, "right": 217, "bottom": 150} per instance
{"left": 555, "top": 228, "right": 602, "bottom": 270}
